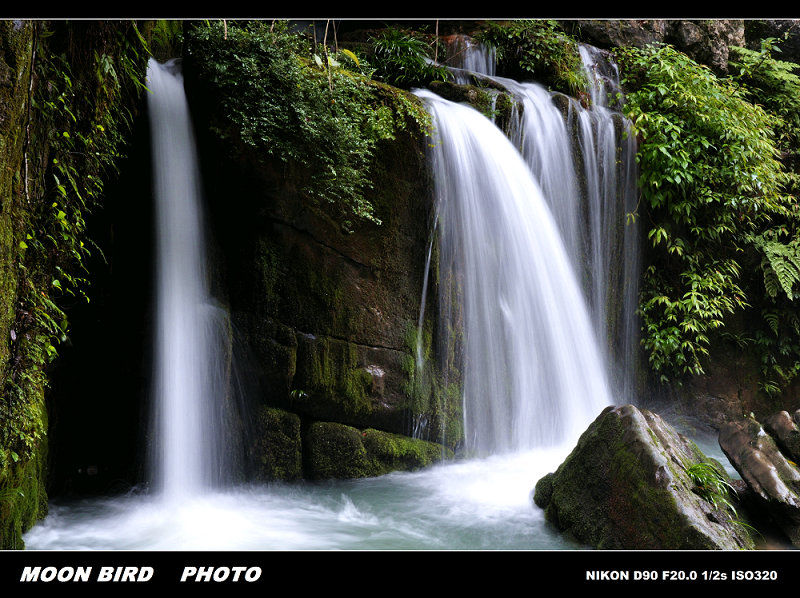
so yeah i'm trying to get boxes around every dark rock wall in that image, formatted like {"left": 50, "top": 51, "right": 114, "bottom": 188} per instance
{"left": 185, "top": 61, "right": 451, "bottom": 478}
{"left": 0, "top": 20, "right": 148, "bottom": 547}
{"left": 563, "top": 19, "right": 746, "bottom": 74}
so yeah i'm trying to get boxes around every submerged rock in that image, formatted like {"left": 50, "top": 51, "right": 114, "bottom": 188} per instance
{"left": 533, "top": 404, "right": 755, "bottom": 550}
{"left": 719, "top": 414, "right": 800, "bottom": 546}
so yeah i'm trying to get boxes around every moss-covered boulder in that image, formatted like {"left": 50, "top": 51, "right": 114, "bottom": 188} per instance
{"left": 250, "top": 406, "right": 303, "bottom": 482}
{"left": 533, "top": 404, "right": 756, "bottom": 549}
{"left": 305, "top": 421, "right": 450, "bottom": 480}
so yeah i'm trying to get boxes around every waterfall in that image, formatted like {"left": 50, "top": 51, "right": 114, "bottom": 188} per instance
{"left": 146, "top": 58, "right": 234, "bottom": 501}
{"left": 416, "top": 89, "right": 614, "bottom": 455}
{"left": 490, "top": 46, "right": 641, "bottom": 403}
{"left": 415, "top": 38, "right": 640, "bottom": 455}
{"left": 574, "top": 44, "right": 641, "bottom": 403}
{"left": 442, "top": 34, "right": 496, "bottom": 84}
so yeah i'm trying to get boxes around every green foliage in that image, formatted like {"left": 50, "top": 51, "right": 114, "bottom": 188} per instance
{"left": 615, "top": 43, "right": 796, "bottom": 382}
{"left": 187, "top": 20, "right": 431, "bottom": 231}
{"left": 729, "top": 38, "right": 800, "bottom": 162}
{"left": 751, "top": 233, "right": 800, "bottom": 300}
{"left": 686, "top": 461, "right": 739, "bottom": 516}
{"left": 476, "top": 20, "right": 587, "bottom": 96}
{"left": 368, "top": 26, "right": 449, "bottom": 88}
{"left": 146, "top": 20, "right": 185, "bottom": 59}
{"left": 1, "top": 21, "right": 147, "bottom": 463}
{"left": 724, "top": 39, "right": 800, "bottom": 397}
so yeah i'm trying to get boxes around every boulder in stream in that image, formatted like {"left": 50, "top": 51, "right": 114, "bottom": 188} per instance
{"left": 718, "top": 414, "right": 800, "bottom": 546}
{"left": 533, "top": 404, "right": 756, "bottom": 549}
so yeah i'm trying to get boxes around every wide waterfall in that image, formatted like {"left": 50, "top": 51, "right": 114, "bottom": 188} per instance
{"left": 447, "top": 40, "right": 641, "bottom": 407}
{"left": 416, "top": 89, "right": 614, "bottom": 455}
{"left": 146, "top": 58, "right": 234, "bottom": 501}
{"left": 507, "top": 69, "right": 639, "bottom": 406}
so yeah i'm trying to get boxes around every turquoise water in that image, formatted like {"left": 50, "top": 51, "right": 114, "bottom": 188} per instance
{"left": 24, "top": 449, "right": 585, "bottom": 551}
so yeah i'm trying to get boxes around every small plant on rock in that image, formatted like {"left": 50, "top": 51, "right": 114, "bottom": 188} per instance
{"left": 686, "top": 462, "right": 739, "bottom": 515}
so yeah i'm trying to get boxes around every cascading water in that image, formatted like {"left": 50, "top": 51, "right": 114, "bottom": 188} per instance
{"left": 574, "top": 44, "right": 641, "bottom": 402}
{"left": 416, "top": 89, "right": 614, "bottom": 455}
{"left": 442, "top": 34, "right": 496, "bottom": 84}
{"left": 461, "top": 40, "right": 641, "bottom": 404}
{"left": 146, "top": 58, "right": 234, "bottom": 502}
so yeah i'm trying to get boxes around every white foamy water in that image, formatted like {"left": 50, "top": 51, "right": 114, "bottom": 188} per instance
{"left": 24, "top": 450, "right": 584, "bottom": 550}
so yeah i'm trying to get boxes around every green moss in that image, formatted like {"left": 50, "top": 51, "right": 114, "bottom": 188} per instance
{"left": 402, "top": 322, "right": 463, "bottom": 451}
{"left": 361, "top": 427, "right": 449, "bottom": 474}
{"left": 305, "top": 420, "right": 449, "bottom": 479}
{"left": 291, "top": 335, "right": 374, "bottom": 420}
{"left": 306, "top": 421, "right": 370, "bottom": 479}
{"left": 0, "top": 430, "right": 47, "bottom": 549}
{"left": 0, "top": 21, "right": 147, "bottom": 548}
{"left": 251, "top": 406, "right": 302, "bottom": 481}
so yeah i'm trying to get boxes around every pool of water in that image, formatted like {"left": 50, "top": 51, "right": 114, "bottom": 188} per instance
{"left": 24, "top": 448, "right": 585, "bottom": 551}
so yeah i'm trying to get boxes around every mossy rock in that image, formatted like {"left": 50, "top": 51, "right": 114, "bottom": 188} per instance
{"left": 0, "top": 440, "right": 48, "bottom": 549}
{"left": 250, "top": 406, "right": 302, "bottom": 482}
{"left": 305, "top": 421, "right": 449, "bottom": 480}
{"left": 533, "top": 404, "right": 756, "bottom": 550}
{"left": 291, "top": 334, "right": 408, "bottom": 433}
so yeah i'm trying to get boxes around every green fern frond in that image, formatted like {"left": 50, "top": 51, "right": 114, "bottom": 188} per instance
{"left": 754, "top": 236, "right": 800, "bottom": 300}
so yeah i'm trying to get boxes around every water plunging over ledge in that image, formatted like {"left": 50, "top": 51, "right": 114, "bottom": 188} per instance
{"left": 145, "top": 58, "right": 235, "bottom": 503}
{"left": 415, "top": 88, "right": 613, "bottom": 455}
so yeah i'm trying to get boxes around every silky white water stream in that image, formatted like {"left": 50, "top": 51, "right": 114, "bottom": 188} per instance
{"left": 146, "top": 58, "right": 234, "bottom": 503}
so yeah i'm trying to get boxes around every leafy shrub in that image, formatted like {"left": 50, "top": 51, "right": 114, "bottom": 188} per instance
{"left": 686, "top": 462, "right": 739, "bottom": 516}
{"left": 729, "top": 38, "right": 800, "bottom": 164}
{"left": 476, "top": 20, "right": 587, "bottom": 96}
{"left": 187, "top": 20, "right": 430, "bottom": 231}
{"left": 368, "top": 26, "right": 449, "bottom": 88}
{"left": 615, "top": 43, "right": 796, "bottom": 383}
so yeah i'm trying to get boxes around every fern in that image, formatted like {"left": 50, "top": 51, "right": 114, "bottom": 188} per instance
{"left": 753, "top": 235, "right": 800, "bottom": 300}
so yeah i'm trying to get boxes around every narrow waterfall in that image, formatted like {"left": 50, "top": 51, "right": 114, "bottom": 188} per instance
{"left": 442, "top": 34, "right": 496, "bottom": 84}
{"left": 146, "top": 58, "right": 233, "bottom": 501}
{"left": 416, "top": 89, "right": 614, "bottom": 455}
{"left": 574, "top": 44, "right": 641, "bottom": 402}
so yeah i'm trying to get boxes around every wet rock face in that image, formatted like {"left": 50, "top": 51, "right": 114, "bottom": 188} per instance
{"left": 763, "top": 410, "right": 800, "bottom": 464}
{"left": 719, "top": 414, "right": 800, "bottom": 546}
{"left": 565, "top": 19, "right": 745, "bottom": 74}
{"left": 533, "top": 404, "right": 755, "bottom": 550}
